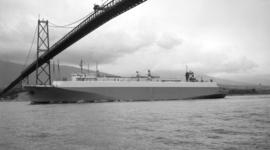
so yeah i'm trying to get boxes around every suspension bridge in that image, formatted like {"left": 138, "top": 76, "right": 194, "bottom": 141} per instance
{"left": 0, "top": 0, "right": 148, "bottom": 97}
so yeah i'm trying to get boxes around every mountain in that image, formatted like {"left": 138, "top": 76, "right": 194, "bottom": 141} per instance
{"left": 0, "top": 60, "right": 110, "bottom": 88}
{"left": 1, "top": 60, "right": 270, "bottom": 98}
{"left": 0, "top": 60, "right": 24, "bottom": 88}
{"left": 150, "top": 70, "right": 254, "bottom": 86}
{"left": 0, "top": 60, "right": 268, "bottom": 89}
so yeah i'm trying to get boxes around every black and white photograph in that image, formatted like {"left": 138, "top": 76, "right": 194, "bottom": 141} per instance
{"left": 0, "top": 0, "right": 270, "bottom": 149}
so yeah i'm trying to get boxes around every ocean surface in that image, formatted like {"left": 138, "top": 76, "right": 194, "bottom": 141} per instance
{"left": 0, "top": 95, "right": 269, "bottom": 150}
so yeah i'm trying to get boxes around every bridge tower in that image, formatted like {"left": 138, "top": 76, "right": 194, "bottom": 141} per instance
{"left": 36, "top": 20, "right": 51, "bottom": 85}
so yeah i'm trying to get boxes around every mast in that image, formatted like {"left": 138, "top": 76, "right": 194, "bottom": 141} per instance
{"left": 95, "top": 62, "right": 100, "bottom": 77}
{"left": 88, "top": 63, "right": 90, "bottom": 73}
{"left": 80, "top": 59, "right": 83, "bottom": 74}
{"left": 57, "top": 60, "right": 61, "bottom": 80}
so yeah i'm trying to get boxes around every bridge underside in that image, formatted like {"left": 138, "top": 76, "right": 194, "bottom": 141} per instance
{"left": 0, "top": 0, "right": 147, "bottom": 96}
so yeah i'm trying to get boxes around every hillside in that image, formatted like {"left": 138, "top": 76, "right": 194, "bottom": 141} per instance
{"left": 0, "top": 60, "right": 109, "bottom": 88}
{"left": 0, "top": 60, "right": 24, "bottom": 88}
{"left": 1, "top": 60, "right": 270, "bottom": 99}
{"left": 1, "top": 60, "right": 269, "bottom": 91}
{"left": 148, "top": 70, "right": 255, "bottom": 86}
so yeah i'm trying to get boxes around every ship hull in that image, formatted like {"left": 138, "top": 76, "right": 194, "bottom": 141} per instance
{"left": 25, "top": 82, "right": 226, "bottom": 104}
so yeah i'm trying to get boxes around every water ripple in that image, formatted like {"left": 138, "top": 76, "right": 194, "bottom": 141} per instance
{"left": 0, "top": 95, "right": 269, "bottom": 150}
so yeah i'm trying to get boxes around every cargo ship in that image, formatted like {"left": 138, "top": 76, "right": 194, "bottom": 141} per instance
{"left": 25, "top": 69, "right": 226, "bottom": 104}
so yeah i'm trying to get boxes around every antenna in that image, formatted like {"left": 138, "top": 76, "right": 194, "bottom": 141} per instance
{"left": 88, "top": 63, "right": 90, "bottom": 73}
{"left": 57, "top": 59, "right": 61, "bottom": 81}
{"left": 80, "top": 59, "right": 83, "bottom": 73}
{"left": 96, "top": 62, "right": 99, "bottom": 77}
{"left": 52, "top": 60, "right": 55, "bottom": 74}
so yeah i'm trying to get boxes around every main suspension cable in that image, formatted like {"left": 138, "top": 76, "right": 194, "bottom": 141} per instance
{"left": 49, "top": 25, "right": 75, "bottom": 29}
{"left": 48, "top": 13, "right": 91, "bottom": 28}
{"left": 22, "top": 24, "right": 38, "bottom": 71}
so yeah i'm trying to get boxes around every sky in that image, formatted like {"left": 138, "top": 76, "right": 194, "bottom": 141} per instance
{"left": 0, "top": 0, "right": 270, "bottom": 84}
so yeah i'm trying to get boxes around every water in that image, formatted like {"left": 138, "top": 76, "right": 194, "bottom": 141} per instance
{"left": 0, "top": 95, "right": 269, "bottom": 150}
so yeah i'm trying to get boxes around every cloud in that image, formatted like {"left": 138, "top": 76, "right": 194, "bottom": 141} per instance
{"left": 54, "top": 26, "right": 185, "bottom": 65}
{"left": 156, "top": 32, "right": 183, "bottom": 49}
{"left": 54, "top": 29, "right": 157, "bottom": 65}
{"left": 0, "top": 0, "right": 269, "bottom": 84}
{"left": 221, "top": 57, "right": 258, "bottom": 73}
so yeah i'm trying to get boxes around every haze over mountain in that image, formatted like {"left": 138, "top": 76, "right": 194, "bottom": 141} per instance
{"left": 1, "top": 60, "right": 268, "bottom": 90}
{"left": 0, "top": 60, "right": 109, "bottom": 88}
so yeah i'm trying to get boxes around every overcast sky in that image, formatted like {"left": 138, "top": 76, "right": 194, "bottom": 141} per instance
{"left": 0, "top": 0, "right": 269, "bottom": 84}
